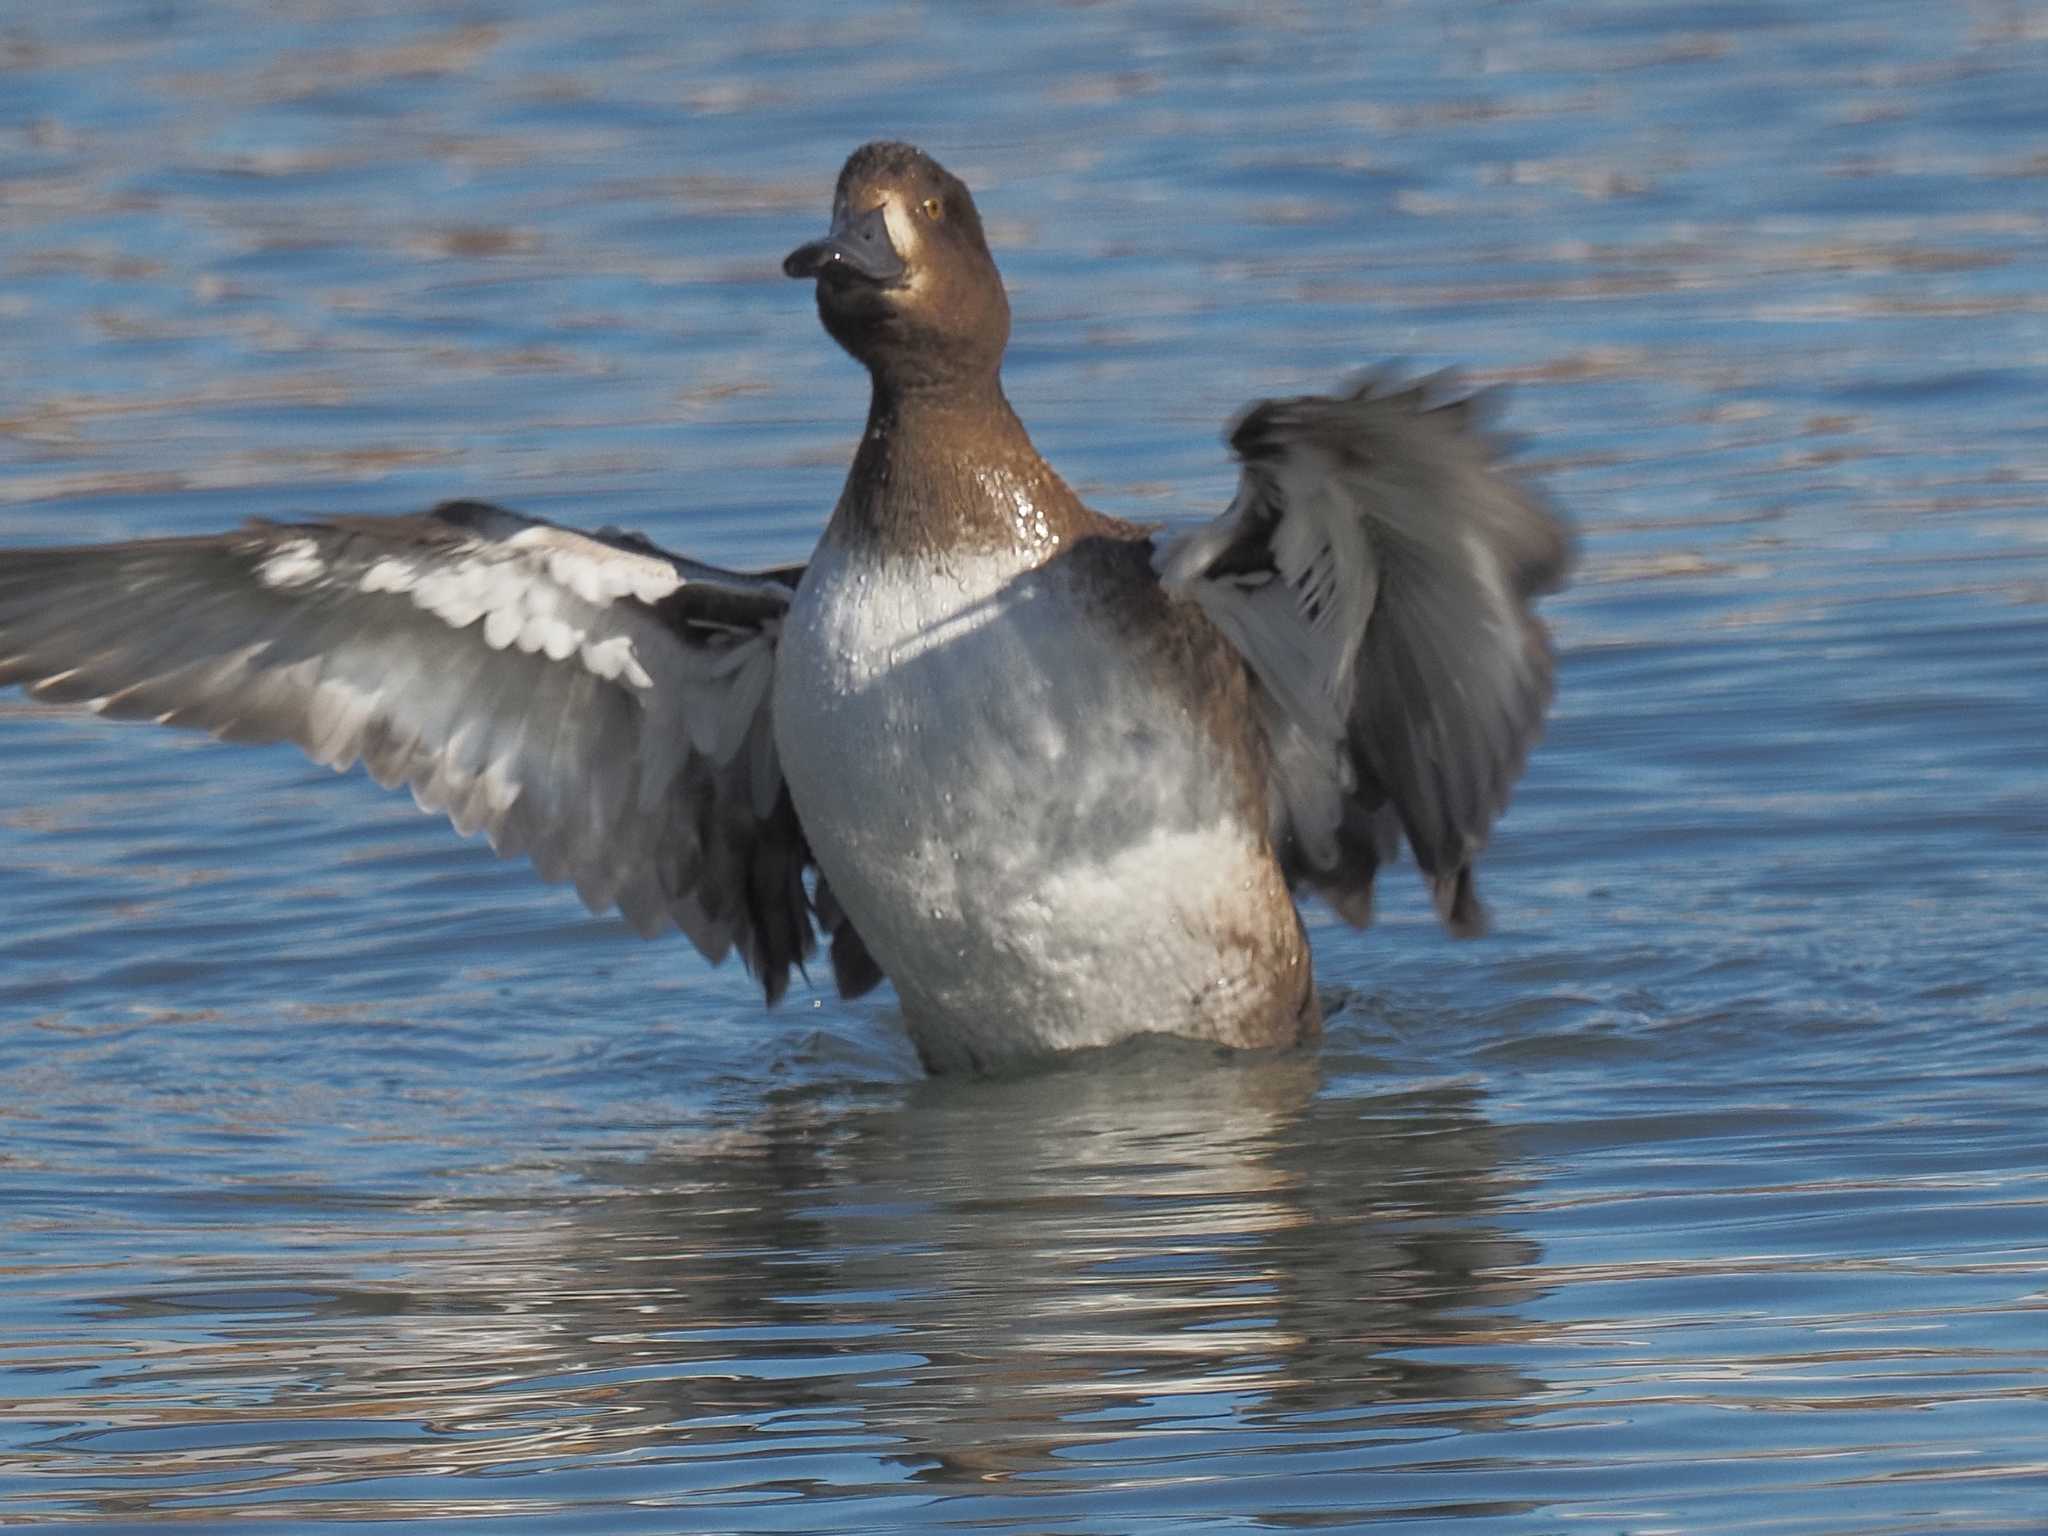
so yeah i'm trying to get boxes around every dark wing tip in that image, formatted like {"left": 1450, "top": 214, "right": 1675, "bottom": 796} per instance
{"left": 427, "top": 498, "right": 503, "bottom": 525}
{"left": 1229, "top": 366, "right": 1514, "bottom": 466}
{"left": 830, "top": 924, "right": 886, "bottom": 1000}
{"left": 1324, "top": 881, "right": 1377, "bottom": 929}
{"left": 1433, "top": 866, "right": 1488, "bottom": 939}
{"left": 812, "top": 871, "right": 887, "bottom": 1001}
{"left": 1226, "top": 398, "right": 1288, "bottom": 461}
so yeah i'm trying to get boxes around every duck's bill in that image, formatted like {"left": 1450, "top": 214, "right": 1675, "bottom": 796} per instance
{"left": 782, "top": 204, "right": 905, "bottom": 284}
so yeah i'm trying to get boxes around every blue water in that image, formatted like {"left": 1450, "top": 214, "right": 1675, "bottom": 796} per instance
{"left": 3, "top": 2, "right": 2046, "bottom": 1531}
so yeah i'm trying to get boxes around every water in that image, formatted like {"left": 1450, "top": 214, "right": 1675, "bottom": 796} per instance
{"left": 3, "top": 1, "right": 2046, "bottom": 1530}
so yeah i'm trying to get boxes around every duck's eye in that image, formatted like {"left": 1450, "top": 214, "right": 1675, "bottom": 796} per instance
{"left": 921, "top": 196, "right": 945, "bottom": 222}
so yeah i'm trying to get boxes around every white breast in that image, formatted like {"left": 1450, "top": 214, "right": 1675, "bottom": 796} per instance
{"left": 773, "top": 530, "right": 1305, "bottom": 1071}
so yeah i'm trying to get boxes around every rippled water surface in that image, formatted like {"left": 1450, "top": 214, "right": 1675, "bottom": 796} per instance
{"left": 4, "top": 2, "right": 2046, "bottom": 1531}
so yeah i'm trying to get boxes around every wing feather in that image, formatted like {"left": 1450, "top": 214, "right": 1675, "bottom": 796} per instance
{"left": 1157, "top": 371, "right": 1572, "bottom": 935}
{"left": 0, "top": 500, "right": 882, "bottom": 1004}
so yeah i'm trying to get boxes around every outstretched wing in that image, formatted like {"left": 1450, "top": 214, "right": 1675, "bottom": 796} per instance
{"left": 0, "top": 498, "right": 879, "bottom": 1003}
{"left": 1156, "top": 373, "right": 1572, "bottom": 935}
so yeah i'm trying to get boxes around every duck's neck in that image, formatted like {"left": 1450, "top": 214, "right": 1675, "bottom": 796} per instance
{"left": 831, "top": 372, "right": 1098, "bottom": 561}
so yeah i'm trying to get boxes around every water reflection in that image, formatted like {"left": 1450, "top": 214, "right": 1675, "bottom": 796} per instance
{"left": 33, "top": 1043, "right": 1541, "bottom": 1517}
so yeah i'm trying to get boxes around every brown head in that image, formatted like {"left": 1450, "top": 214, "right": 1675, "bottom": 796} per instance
{"left": 784, "top": 142, "right": 1011, "bottom": 394}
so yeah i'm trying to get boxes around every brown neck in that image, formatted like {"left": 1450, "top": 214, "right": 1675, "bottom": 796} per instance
{"left": 829, "top": 370, "right": 1099, "bottom": 560}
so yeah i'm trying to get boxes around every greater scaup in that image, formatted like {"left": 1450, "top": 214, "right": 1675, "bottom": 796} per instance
{"left": 0, "top": 141, "right": 1571, "bottom": 1073}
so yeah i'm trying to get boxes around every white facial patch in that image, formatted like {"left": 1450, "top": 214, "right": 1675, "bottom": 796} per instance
{"left": 879, "top": 194, "right": 924, "bottom": 267}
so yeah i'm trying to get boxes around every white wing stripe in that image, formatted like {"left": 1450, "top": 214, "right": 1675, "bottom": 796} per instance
{"left": 1, "top": 501, "right": 837, "bottom": 1000}
{"left": 256, "top": 539, "right": 325, "bottom": 590}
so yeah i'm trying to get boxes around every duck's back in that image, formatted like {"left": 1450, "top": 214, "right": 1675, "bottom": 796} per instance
{"left": 773, "top": 525, "right": 1316, "bottom": 1072}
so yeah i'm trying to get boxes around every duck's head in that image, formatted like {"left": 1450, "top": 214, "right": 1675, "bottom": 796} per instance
{"left": 784, "top": 142, "right": 1010, "bottom": 390}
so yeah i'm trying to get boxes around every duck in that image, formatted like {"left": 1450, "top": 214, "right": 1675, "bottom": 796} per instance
{"left": 0, "top": 141, "right": 1571, "bottom": 1074}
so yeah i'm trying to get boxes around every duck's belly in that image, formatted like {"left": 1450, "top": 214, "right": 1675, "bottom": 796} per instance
{"left": 774, "top": 536, "right": 1310, "bottom": 1071}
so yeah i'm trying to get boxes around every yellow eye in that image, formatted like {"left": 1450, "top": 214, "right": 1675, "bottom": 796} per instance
{"left": 921, "top": 196, "right": 945, "bottom": 221}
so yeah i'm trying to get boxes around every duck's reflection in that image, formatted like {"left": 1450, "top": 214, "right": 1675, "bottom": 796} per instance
{"left": 49, "top": 1037, "right": 1543, "bottom": 1513}
{"left": 522, "top": 1039, "right": 1541, "bottom": 1483}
